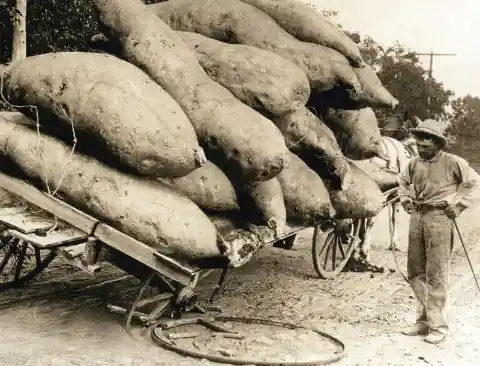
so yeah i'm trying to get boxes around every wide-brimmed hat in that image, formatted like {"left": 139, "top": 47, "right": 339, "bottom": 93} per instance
{"left": 409, "top": 119, "right": 447, "bottom": 147}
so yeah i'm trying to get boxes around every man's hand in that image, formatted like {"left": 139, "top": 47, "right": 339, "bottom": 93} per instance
{"left": 402, "top": 200, "right": 414, "bottom": 214}
{"left": 445, "top": 203, "right": 466, "bottom": 219}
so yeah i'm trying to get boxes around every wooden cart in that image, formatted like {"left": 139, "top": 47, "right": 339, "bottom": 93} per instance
{"left": 0, "top": 169, "right": 397, "bottom": 327}
{"left": 0, "top": 172, "right": 315, "bottom": 326}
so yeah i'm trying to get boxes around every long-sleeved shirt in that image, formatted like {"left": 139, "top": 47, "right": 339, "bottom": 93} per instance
{"left": 398, "top": 150, "right": 480, "bottom": 209}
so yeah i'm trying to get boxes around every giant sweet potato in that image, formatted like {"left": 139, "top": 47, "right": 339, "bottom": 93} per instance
{"left": 159, "top": 160, "right": 239, "bottom": 212}
{"left": 0, "top": 52, "right": 205, "bottom": 178}
{"left": 94, "top": 0, "right": 288, "bottom": 182}
{"left": 0, "top": 117, "right": 222, "bottom": 262}
{"left": 149, "top": 0, "right": 361, "bottom": 94}
{"left": 239, "top": 0, "right": 363, "bottom": 67}
{"left": 277, "top": 152, "right": 335, "bottom": 226}
{"left": 322, "top": 107, "right": 386, "bottom": 160}
{"left": 309, "top": 64, "right": 399, "bottom": 111}
{"left": 272, "top": 107, "right": 351, "bottom": 189}
{"left": 354, "top": 64, "right": 398, "bottom": 109}
{"left": 242, "top": 178, "right": 286, "bottom": 235}
{"left": 177, "top": 31, "right": 310, "bottom": 116}
{"left": 328, "top": 162, "right": 384, "bottom": 219}
{"left": 349, "top": 159, "right": 399, "bottom": 191}
{"left": 90, "top": 30, "right": 310, "bottom": 116}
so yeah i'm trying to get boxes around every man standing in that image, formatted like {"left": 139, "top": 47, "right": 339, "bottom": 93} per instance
{"left": 398, "top": 119, "right": 480, "bottom": 344}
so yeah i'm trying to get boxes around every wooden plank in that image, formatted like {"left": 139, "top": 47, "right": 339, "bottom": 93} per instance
{"left": 0, "top": 206, "right": 29, "bottom": 216}
{"left": 0, "top": 172, "right": 98, "bottom": 234}
{"left": 55, "top": 247, "right": 101, "bottom": 275}
{"left": 153, "top": 251, "right": 198, "bottom": 275}
{"left": 93, "top": 223, "right": 196, "bottom": 286}
{"left": 0, "top": 212, "right": 54, "bottom": 234}
{"left": 63, "top": 243, "right": 87, "bottom": 258}
{"left": 6, "top": 228, "right": 88, "bottom": 249}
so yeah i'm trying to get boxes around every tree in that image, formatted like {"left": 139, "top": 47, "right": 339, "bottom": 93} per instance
{"left": 11, "top": 0, "right": 26, "bottom": 60}
{"left": 316, "top": 9, "right": 455, "bottom": 121}
{"left": 445, "top": 96, "right": 480, "bottom": 161}
{"left": 1, "top": 1, "right": 168, "bottom": 65}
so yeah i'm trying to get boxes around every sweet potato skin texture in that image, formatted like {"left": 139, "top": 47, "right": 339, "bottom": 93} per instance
{"left": 0, "top": 52, "right": 204, "bottom": 178}
{"left": 322, "top": 107, "right": 385, "bottom": 160}
{"left": 94, "top": 0, "right": 288, "bottom": 182}
{"left": 177, "top": 31, "right": 310, "bottom": 116}
{"left": 159, "top": 160, "right": 239, "bottom": 212}
{"left": 349, "top": 159, "right": 399, "bottom": 191}
{"left": 149, "top": 0, "right": 361, "bottom": 93}
{"left": 328, "top": 162, "right": 384, "bottom": 219}
{"left": 0, "top": 117, "right": 220, "bottom": 261}
{"left": 272, "top": 107, "right": 352, "bottom": 190}
{"left": 354, "top": 64, "right": 399, "bottom": 109}
{"left": 308, "top": 64, "right": 399, "bottom": 111}
{"left": 239, "top": 0, "right": 363, "bottom": 67}
{"left": 243, "top": 178, "right": 286, "bottom": 235}
{"left": 277, "top": 152, "right": 335, "bottom": 226}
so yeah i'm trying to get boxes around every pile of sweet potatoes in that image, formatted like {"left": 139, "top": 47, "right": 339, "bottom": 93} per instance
{"left": 0, "top": 0, "right": 397, "bottom": 267}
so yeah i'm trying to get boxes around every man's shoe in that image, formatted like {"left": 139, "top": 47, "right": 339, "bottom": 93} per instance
{"left": 400, "top": 323, "right": 429, "bottom": 336}
{"left": 424, "top": 330, "right": 446, "bottom": 344}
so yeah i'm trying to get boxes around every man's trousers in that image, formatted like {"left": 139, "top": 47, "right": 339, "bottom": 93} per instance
{"left": 407, "top": 209, "right": 454, "bottom": 334}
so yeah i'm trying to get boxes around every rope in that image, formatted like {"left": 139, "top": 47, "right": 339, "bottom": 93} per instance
{"left": 0, "top": 68, "right": 78, "bottom": 233}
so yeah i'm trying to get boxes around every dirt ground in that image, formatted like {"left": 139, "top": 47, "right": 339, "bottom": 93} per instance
{"left": 1, "top": 206, "right": 480, "bottom": 366}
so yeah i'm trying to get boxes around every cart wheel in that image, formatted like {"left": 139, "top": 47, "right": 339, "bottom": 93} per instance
{"left": 273, "top": 234, "right": 297, "bottom": 250}
{"left": 0, "top": 235, "right": 56, "bottom": 291}
{"left": 312, "top": 219, "right": 361, "bottom": 279}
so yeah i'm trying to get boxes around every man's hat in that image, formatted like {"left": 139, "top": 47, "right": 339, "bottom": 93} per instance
{"left": 409, "top": 119, "right": 447, "bottom": 147}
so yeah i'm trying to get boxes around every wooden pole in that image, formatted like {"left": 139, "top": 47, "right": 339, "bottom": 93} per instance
{"left": 11, "top": 0, "right": 27, "bottom": 61}
{"left": 416, "top": 52, "right": 456, "bottom": 79}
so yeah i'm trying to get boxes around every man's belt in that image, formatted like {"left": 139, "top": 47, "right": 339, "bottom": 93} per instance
{"left": 413, "top": 202, "right": 448, "bottom": 212}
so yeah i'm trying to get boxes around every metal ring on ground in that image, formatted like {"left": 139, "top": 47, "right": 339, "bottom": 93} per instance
{"left": 151, "top": 315, "right": 346, "bottom": 366}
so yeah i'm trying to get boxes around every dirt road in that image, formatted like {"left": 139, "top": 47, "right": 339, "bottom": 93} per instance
{"left": 1, "top": 206, "right": 479, "bottom": 366}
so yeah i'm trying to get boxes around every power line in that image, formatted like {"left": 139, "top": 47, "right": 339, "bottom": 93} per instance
{"left": 416, "top": 51, "right": 456, "bottom": 79}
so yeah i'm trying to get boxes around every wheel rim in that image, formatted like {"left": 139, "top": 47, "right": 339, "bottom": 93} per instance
{"left": 312, "top": 220, "right": 361, "bottom": 279}
{"left": 0, "top": 235, "right": 56, "bottom": 291}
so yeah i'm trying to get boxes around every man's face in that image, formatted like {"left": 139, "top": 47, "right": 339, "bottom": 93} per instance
{"left": 415, "top": 137, "right": 440, "bottom": 160}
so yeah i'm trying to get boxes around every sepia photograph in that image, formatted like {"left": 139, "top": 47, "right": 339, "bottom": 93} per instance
{"left": 0, "top": 0, "right": 479, "bottom": 365}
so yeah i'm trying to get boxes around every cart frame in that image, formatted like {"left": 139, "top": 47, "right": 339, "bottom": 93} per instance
{"left": 0, "top": 172, "right": 316, "bottom": 328}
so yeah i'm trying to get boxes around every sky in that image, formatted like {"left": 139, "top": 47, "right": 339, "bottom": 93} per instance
{"left": 307, "top": 0, "right": 480, "bottom": 98}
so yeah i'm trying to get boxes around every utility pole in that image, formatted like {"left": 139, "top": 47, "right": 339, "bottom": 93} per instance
{"left": 416, "top": 51, "right": 456, "bottom": 79}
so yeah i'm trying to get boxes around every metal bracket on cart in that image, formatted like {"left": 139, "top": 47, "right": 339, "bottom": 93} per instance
{"left": 105, "top": 264, "right": 230, "bottom": 333}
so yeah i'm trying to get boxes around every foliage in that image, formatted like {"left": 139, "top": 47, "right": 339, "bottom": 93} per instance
{"left": 445, "top": 96, "right": 480, "bottom": 161}
{"left": 314, "top": 11, "right": 455, "bottom": 121}
{"left": 0, "top": 0, "right": 167, "bottom": 64}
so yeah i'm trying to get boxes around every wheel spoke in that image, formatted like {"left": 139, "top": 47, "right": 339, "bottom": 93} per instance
{"left": 331, "top": 237, "right": 338, "bottom": 270}
{"left": 13, "top": 241, "right": 28, "bottom": 282}
{"left": 323, "top": 236, "right": 333, "bottom": 269}
{"left": 338, "top": 236, "right": 346, "bottom": 259}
